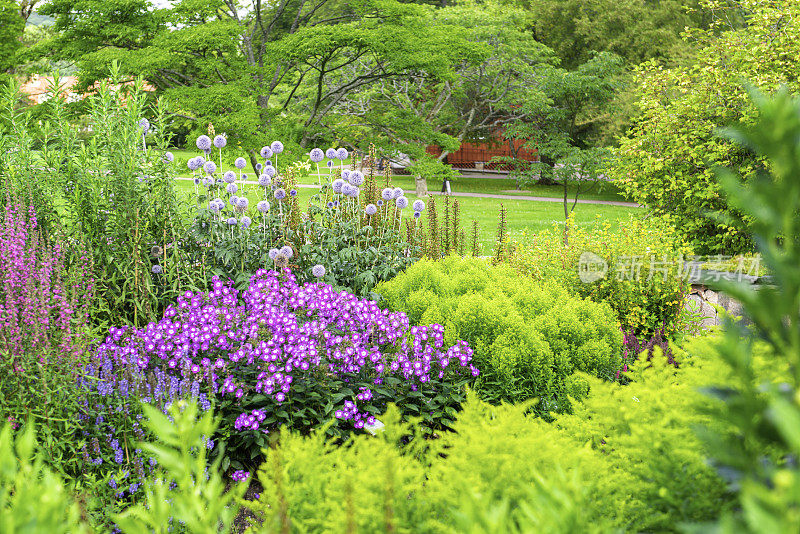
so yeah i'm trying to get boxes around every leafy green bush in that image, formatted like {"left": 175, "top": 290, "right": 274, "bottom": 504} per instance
{"left": 509, "top": 215, "right": 692, "bottom": 336}
{"left": 375, "top": 256, "right": 622, "bottom": 410}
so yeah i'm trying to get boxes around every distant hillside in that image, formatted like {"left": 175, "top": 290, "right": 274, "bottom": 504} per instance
{"left": 26, "top": 13, "right": 54, "bottom": 26}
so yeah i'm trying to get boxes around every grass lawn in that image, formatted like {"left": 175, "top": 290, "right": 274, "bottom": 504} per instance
{"left": 174, "top": 178, "right": 638, "bottom": 253}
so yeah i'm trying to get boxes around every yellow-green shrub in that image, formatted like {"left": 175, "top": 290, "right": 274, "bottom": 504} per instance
{"left": 509, "top": 215, "right": 692, "bottom": 336}
{"left": 375, "top": 256, "right": 622, "bottom": 411}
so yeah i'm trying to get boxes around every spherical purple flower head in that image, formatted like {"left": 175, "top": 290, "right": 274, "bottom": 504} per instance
{"left": 324, "top": 148, "right": 337, "bottom": 159}
{"left": 381, "top": 187, "right": 393, "bottom": 200}
{"left": 279, "top": 245, "right": 293, "bottom": 259}
{"left": 193, "top": 176, "right": 201, "bottom": 185}
{"left": 274, "top": 188, "right": 286, "bottom": 200}
{"left": 348, "top": 171, "right": 364, "bottom": 186}
{"left": 327, "top": 160, "right": 333, "bottom": 168}
{"left": 223, "top": 171, "right": 236, "bottom": 184}
{"left": 227, "top": 217, "right": 238, "bottom": 226}
{"left": 226, "top": 183, "right": 238, "bottom": 195}
{"left": 265, "top": 160, "right": 272, "bottom": 166}
{"left": 392, "top": 187, "right": 404, "bottom": 199}
{"left": 236, "top": 197, "right": 249, "bottom": 210}
{"left": 268, "top": 248, "right": 279, "bottom": 260}
{"left": 151, "top": 264, "right": 162, "bottom": 274}
{"left": 164, "top": 151, "right": 174, "bottom": 163}
{"left": 341, "top": 183, "right": 355, "bottom": 197}
{"left": 263, "top": 165, "right": 276, "bottom": 177}
{"left": 196, "top": 135, "right": 212, "bottom": 151}
{"left": 138, "top": 118, "right": 150, "bottom": 134}
{"left": 289, "top": 189, "right": 297, "bottom": 197}
{"left": 230, "top": 195, "right": 239, "bottom": 206}
{"left": 270, "top": 141, "right": 284, "bottom": 154}
{"left": 188, "top": 157, "right": 202, "bottom": 171}
{"left": 258, "top": 174, "right": 272, "bottom": 188}
{"left": 309, "top": 148, "right": 324, "bottom": 163}
{"left": 395, "top": 196, "right": 409, "bottom": 209}
{"left": 235, "top": 157, "right": 247, "bottom": 169}
{"left": 413, "top": 211, "right": 421, "bottom": 219}
{"left": 257, "top": 200, "right": 270, "bottom": 213}
{"left": 255, "top": 162, "right": 262, "bottom": 171}
{"left": 332, "top": 179, "right": 344, "bottom": 194}
{"left": 241, "top": 173, "right": 248, "bottom": 181}
{"left": 208, "top": 200, "right": 221, "bottom": 213}
{"left": 365, "top": 204, "right": 377, "bottom": 216}
{"left": 205, "top": 177, "right": 216, "bottom": 187}
{"left": 240, "top": 216, "right": 252, "bottom": 228}
{"left": 312, "top": 264, "right": 326, "bottom": 278}
{"left": 341, "top": 169, "right": 351, "bottom": 180}
{"left": 260, "top": 146, "right": 273, "bottom": 159}
{"left": 412, "top": 199, "right": 425, "bottom": 212}
{"left": 213, "top": 135, "right": 227, "bottom": 149}
{"left": 376, "top": 199, "right": 384, "bottom": 206}
{"left": 336, "top": 147, "right": 349, "bottom": 160}
{"left": 333, "top": 200, "right": 339, "bottom": 207}
{"left": 273, "top": 252, "right": 289, "bottom": 270}
{"left": 204, "top": 161, "right": 217, "bottom": 175}
{"left": 197, "top": 155, "right": 206, "bottom": 166}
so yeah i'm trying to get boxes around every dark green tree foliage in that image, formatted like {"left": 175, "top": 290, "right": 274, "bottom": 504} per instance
{"left": 0, "top": 0, "right": 25, "bottom": 74}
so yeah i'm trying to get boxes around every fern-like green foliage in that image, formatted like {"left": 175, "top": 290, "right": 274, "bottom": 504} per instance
{"left": 375, "top": 256, "right": 622, "bottom": 411}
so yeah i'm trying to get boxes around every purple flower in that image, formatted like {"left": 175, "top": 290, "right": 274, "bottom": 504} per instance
{"left": 260, "top": 146, "right": 273, "bottom": 159}
{"left": 235, "top": 157, "right": 247, "bottom": 169}
{"left": 341, "top": 183, "right": 355, "bottom": 197}
{"left": 377, "top": 199, "right": 384, "bottom": 206}
{"left": 223, "top": 171, "right": 237, "bottom": 184}
{"left": 236, "top": 197, "right": 249, "bottom": 210}
{"left": 241, "top": 216, "right": 252, "bottom": 228}
{"left": 326, "top": 148, "right": 337, "bottom": 159}
{"left": 413, "top": 211, "right": 421, "bottom": 219}
{"left": 196, "top": 135, "right": 212, "bottom": 151}
{"left": 365, "top": 204, "right": 377, "bottom": 216}
{"left": 226, "top": 183, "right": 238, "bottom": 195}
{"left": 289, "top": 189, "right": 297, "bottom": 197}
{"left": 341, "top": 170, "right": 351, "bottom": 180}
{"left": 312, "top": 264, "right": 326, "bottom": 278}
{"left": 327, "top": 161, "right": 333, "bottom": 168}
{"left": 309, "top": 148, "right": 324, "bottom": 163}
{"left": 381, "top": 188, "right": 393, "bottom": 200}
{"left": 274, "top": 188, "right": 286, "bottom": 200}
{"left": 392, "top": 187, "right": 404, "bottom": 199}
{"left": 230, "top": 195, "right": 239, "bottom": 206}
{"left": 412, "top": 200, "right": 425, "bottom": 212}
{"left": 258, "top": 174, "right": 272, "bottom": 188}
{"left": 231, "top": 470, "right": 250, "bottom": 482}
{"left": 164, "top": 151, "right": 174, "bottom": 163}
{"left": 138, "top": 118, "right": 150, "bottom": 133}
{"left": 270, "top": 141, "right": 284, "bottom": 154}
{"left": 348, "top": 171, "right": 364, "bottom": 186}
{"left": 188, "top": 157, "right": 202, "bottom": 171}
{"left": 227, "top": 217, "right": 238, "bottom": 226}
{"left": 257, "top": 200, "right": 270, "bottom": 213}
{"left": 395, "top": 196, "right": 409, "bottom": 209}
{"left": 151, "top": 264, "right": 162, "bottom": 274}
{"left": 204, "top": 161, "right": 217, "bottom": 175}
{"left": 279, "top": 245, "right": 293, "bottom": 259}
{"left": 213, "top": 135, "right": 227, "bottom": 149}
{"left": 336, "top": 148, "right": 349, "bottom": 160}
{"left": 332, "top": 179, "right": 344, "bottom": 194}
{"left": 263, "top": 166, "right": 276, "bottom": 178}
{"left": 268, "top": 248, "right": 279, "bottom": 260}
{"left": 256, "top": 162, "right": 262, "bottom": 171}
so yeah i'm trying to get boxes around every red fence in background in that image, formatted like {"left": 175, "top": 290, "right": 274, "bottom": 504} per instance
{"left": 426, "top": 135, "right": 538, "bottom": 171}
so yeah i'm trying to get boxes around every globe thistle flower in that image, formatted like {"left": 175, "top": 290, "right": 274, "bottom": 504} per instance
{"left": 289, "top": 189, "right": 297, "bottom": 197}
{"left": 333, "top": 200, "right": 339, "bottom": 207}
{"left": 309, "top": 148, "right": 324, "bottom": 163}
{"left": 327, "top": 160, "right": 333, "bottom": 168}
{"left": 274, "top": 252, "right": 289, "bottom": 269}
{"left": 240, "top": 216, "right": 252, "bottom": 228}
{"left": 268, "top": 248, "right": 279, "bottom": 260}
{"left": 258, "top": 174, "right": 272, "bottom": 188}
{"left": 332, "top": 179, "right": 344, "bottom": 194}
{"left": 204, "top": 161, "right": 217, "bottom": 174}
{"left": 341, "top": 169, "right": 351, "bottom": 180}
{"left": 341, "top": 183, "right": 354, "bottom": 197}
{"left": 223, "top": 171, "right": 236, "bottom": 184}
{"left": 377, "top": 199, "right": 384, "bottom": 206}
{"left": 265, "top": 160, "right": 272, "bottom": 166}
{"left": 323, "top": 148, "right": 335, "bottom": 159}
{"left": 205, "top": 177, "right": 216, "bottom": 187}
{"left": 235, "top": 157, "right": 247, "bottom": 169}
{"left": 226, "top": 217, "right": 238, "bottom": 226}
{"left": 274, "top": 188, "right": 286, "bottom": 200}
{"left": 270, "top": 141, "right": 284, "bottom": 154}
{"left": 193, "top": 177, "right": 201, "bottom": 185}
{"left": 226, "top": 183, "right": 238, "bottom": 195}
{"left": 312, "top": 264, "right": 326, "bottom": 277}
{"left": 230, "top": 195, "right": 239, "bottom": 206}
{"left": 263, "top": 165, "right": 276, "bottom": 177}
{"left": 138, "top": 118, "right": 150, "bottom": 133}
{"left": 257, "top": 200, "right": 270, "bottom": 213}
{"left": 188, "top": 157, "right": 202, "bottom": 171}
{"left": 392, "top": 187, "right": 404, "bottom": 199}
{"left": 209, "top": 200, "right": 220, "bottom": 212}
{"left": 365, "top": 204, "right": 377, "bottom": 216}
{"left": 164, "top": 151, "right": 174, "bottom": 163}
{"left": 336, "top": 148, "right": 349, "bottom": 160}
{"left": 349, "top": 171, "right": 364, "bottom": 186}
{"left": 196, "top": 135, "right": 212, "bottom": 151}
{"left": 151, "top": 264, "right": 162, "bottom": 274}
{"left": 241, "top": 173, "right": 248, "bottom": 181}
{"left": 196, "top": 155, "right": 206, "bottom": 166}
{"left": 395, "top": 196, "right": 409, "bottom": 209}
{"left": 279, "top": 245, "right": 294, "bottom": 258}
{"left": 260, "top": 146, "right": 273, "bottom": 159}
{"left": 413, "top": 211, "right": 421, "bottom": 219}
{"left": 381, "top": 187, "right": 393, "bottom": 200}
{"left": 412, "top": 199, "right": 425, "bottom": 212}
{"left": 255, "top": 162, "right": 262, "bottom": 171}
{"left": 236, "top": 197, "right": 249, "bottom": 210}
{"left": 326, "top": 201, "right": 334, "bottom": 208}
{"left": 213, "top": 135, "right": 227, "bottom": 148}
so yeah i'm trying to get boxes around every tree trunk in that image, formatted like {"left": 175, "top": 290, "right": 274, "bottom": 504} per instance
{"left": 415, "top": 174, "right": 428, "bottom": 197}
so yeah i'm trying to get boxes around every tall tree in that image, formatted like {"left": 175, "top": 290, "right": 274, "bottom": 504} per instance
{"left": 0, "top": 0, "right": 25, "bottom": 74}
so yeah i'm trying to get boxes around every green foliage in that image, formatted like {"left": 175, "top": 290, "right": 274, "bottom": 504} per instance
{"left": 0, "top": 0, "right": 24, "bottom": 74}
{"left": 611, "top": 0, "right": 800, "bottom": 254}
{"left": 0, "top": 423, "right": 90, "bottom": 533}
{"left": 114, "top": 401, "right": 246, "bottom": 533}
{"left": 375, "top": 256, "right": 622, "bottom": 411}
{"left": 689, "top": 88, "right": 800, "bottom": 531}
{"left": 509, "top": 215, "right": 693, "bottom": 336}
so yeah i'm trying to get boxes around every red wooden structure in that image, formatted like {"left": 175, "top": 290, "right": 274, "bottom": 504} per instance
{"left": 426, "top": 133, "right": 538, "bottom": 171}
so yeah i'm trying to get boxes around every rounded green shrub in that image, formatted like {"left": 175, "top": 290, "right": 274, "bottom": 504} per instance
{"left": 375, "top": 256, "right": 622, "bottom": 411}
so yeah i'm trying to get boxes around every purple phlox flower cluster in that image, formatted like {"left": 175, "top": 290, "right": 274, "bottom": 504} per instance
{"left": 381, "top": 188, "right": 393, "bottom": 200}
{"left": 93, "top": 271, "right": 477, "bottom": 436}
{"left": 223, "top": 171, "right": 237, "bottom": 184}
{"left": 231, "top": 470, "right": 251, "bottom": 482}
{"left": 309, "top": 148, "right": 324, "bottom": 163}
{"left": 412, "top": 200, "right": 425, "bottom": 212}
{"left": 196, "top": 135, "right": 212, "bottom": 151}
{"left": 204, "top": 161, "right": 217, "bottom": 175}
{"left": 270, "top": 141, "right": 284, "bottom": 154}
{"left": 365, "top": 204, "right": 377, "bottom": 216}
{"left": 214, "top": 135, "right": 227, "bottom": 149}
{"left": 348, "top": 171, "right": 364, "bottom": 187}
{"left": 235, "top": 409, "right": 267, "bottom": 431}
